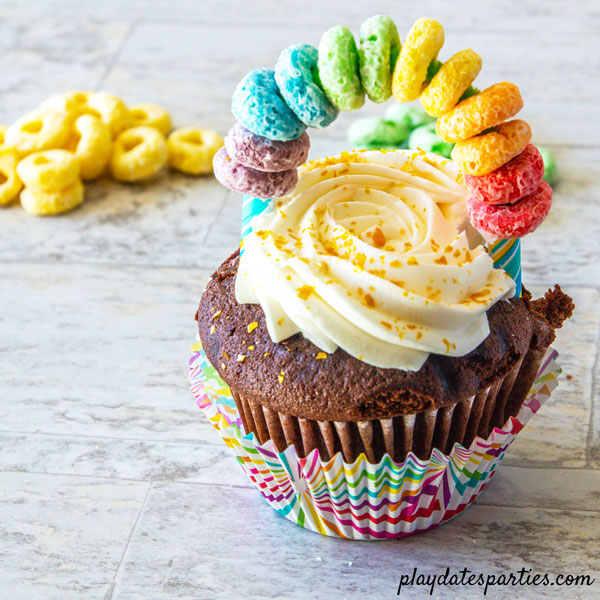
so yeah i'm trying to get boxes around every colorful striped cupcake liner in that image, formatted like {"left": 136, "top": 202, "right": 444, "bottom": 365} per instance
{"left": 189, "top": 343, "right": 560, "bottom": 540}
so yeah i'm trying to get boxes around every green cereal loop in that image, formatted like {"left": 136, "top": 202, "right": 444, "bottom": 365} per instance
{"left": 358, "top": 15, "right": 401, "bottom": 103}
{"left": 537, "top": 146, "right": 558, "bottom": 186}
{"left": 317, "top": 25, "right": 364, "bottom": 111}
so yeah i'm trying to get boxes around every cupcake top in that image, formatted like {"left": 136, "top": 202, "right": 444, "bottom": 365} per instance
{"left": 236, "top": 149, "right": 514, "bottom": 370}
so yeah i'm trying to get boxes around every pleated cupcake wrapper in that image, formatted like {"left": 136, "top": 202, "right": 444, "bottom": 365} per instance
{"left": 189, "top": 344, "right": 560, "bottom": 540}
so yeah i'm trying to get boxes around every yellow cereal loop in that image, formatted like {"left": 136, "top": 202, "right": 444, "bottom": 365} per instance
{"left": 436, "top": 82, "right": 523, "bottom": 143}
{"left": 87, "top": 92, "right": 131, "bottom": 138}
{"left": 40, "top": 90, "right": 95, "bottom": 120}
{"left": 65, "top": 115, "right": 111, "bottom": 180}
{"left": 17, "top": 150, "right": 80, "bottom": 191}
{"left": 0, "top": 149, "right": 23, "bottom": 205}
{"left": 5, "top": 109, "right": 71, "bottom": 157}
{"left": 167, "top": 127, "right": 223, "bottom": 175}
{"left": 20, "top": 179, "right": 84, "bottom": 216}
{"left": 420, "top": 49, "right": 482, "bottom": 117}
{"left": 451, "top": 119, "right": 531, "bottom": 176}
{"left": 110, "top": 126, "right": 168, "bottom": 181}
{"left": 129, "top": 103, "right": 172, "bottom": 136}
{"left": 392, "top": 18, "right": 444, "bottom": 103}
{"left": 0, "top": 124, "right": 10, "bottom": 147}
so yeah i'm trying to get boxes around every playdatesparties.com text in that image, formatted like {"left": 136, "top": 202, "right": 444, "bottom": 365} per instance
{"left": 397, "top": 567, "right": 595, "bottom": 596}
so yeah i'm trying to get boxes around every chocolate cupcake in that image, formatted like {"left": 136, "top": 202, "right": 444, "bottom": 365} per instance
{"left": 196, "top": 150, "right": 573, "bottom": 464}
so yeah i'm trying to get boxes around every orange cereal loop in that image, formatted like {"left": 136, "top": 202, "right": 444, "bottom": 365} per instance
{"left": 436, "top": 82, "right": 523, "bottom": 143}
{"left": 391, "top": 18, "right": 445, "bottom": 103}
{"left": 451, "top": 119, "right": 531, "bottom": 176}
{"left": 420, "top": 49, "right": 482, "bottom": 117}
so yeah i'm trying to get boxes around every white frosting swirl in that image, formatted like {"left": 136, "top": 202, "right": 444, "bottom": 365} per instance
{"left": 236, "top": 150, "right": 515, "bottom": 370}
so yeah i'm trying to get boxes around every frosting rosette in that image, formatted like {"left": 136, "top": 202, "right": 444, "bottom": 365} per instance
{"left": 236, "top": 149, "right": 515, "bottom": 370}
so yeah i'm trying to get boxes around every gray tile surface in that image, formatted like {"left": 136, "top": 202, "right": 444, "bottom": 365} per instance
{"left": 1, "top": 1, "right": 598, "bottom": 599}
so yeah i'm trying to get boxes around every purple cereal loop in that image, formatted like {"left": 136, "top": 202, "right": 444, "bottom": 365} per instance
{"left": 212, "top": 146, "right": 298, "bottom": 199}
{"left": 225, "top": 123, "right": 310, "bottom": 172}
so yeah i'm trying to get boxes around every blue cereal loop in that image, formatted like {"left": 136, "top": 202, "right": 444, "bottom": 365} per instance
{"left": 274, "top": 43, "right": 339, "bottom": 128}
{"left": 232, "top": 68, "right": 306, "bottom": 141}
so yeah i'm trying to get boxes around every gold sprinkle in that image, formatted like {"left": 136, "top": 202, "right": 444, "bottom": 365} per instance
{"left": 364, "top": 293, "right": 376, "bottom": 308}
{"left": 297, "top": 285, "right": 315, "bottom": 300}
{"left": 277, "top": 317, "right": 285, "bottom": 326}
{"left": 212, "top": 310, "right": 222, "bottom": 319}
{"left": 247, "top": 321, "right": 258, "bottom": 333}
{"left": 434, "top": 256, "right": 448, "bottom": 265}
{"left": 371, "top": 227, "right": 387, "bottom": 248}
{"left": 248, "top": 345, "right": 255, "bottom": 351}
{"left": 407, "top": 257, "right": 419, "bottom": 266}
{"left": 210, "top": 325, "right": 215, "bottom": 334}
{"left": 222, "top": 352, "right": 229, "bottom": 359}
{"left": 315, "top": 352, "right": 327, "bottom": 360}
{"left": 264, "top": 352, "right": 271, "bottom": 357}
{"left": 380, "top": 321, "right": 392, "bottom": 330}
{"left": 236, "top": 354, "right": 246, "bottom": 362}
{"left": 278, "top": 371, "right": 285, "bottom": 383}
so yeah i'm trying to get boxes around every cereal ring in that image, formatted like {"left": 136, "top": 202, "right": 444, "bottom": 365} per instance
{"left": 64, "top": 115, "right": 111, "bottom": 180}
{"left": 420, "top": 49, "right": 482, "bottom": 117}
{"left": 167, "top": 127, "right": 224, "bottom": 175}
{"left": 537, "top": 146, "right": 558, "bottom": 187}
{"left": 358, "top": 15, "right": 401, "bottom": 103}
{"left": 128, "top": 103, "right": 172, "bottom": 135}
{"left": 0, "top": 149, "right": 23, "bottom": 205}
{"left": 274, "top": 43, "right": 339, "bottom": 128}
{"left": 110, "top": 126, "right": 168, "bottom": 181}
{"left": 451, "top": 119, "right": 531, "bottom": 176}
{"left": 407, "top": 122, "right": 454, "bottom": 158}
{"left": 467, "top": 181, "right": 552, "bottom": 238}
{"left": 436, "top": 82, "right": 523, "bottom": 143}
{"left": 348, "top": 117, "right": 409, "bottom": 150}
{"left": 0, "top": 124, "right": 10, "bottom": 147}
{"left": 317, "top": 25, "right": 364, "bottom": 111}
{"left": 40, "top": 90, "right": 95, "bottom": 120}
{"left": 225, "top": 123, "right": 309, "bottom": 172}
{"left": 20, "top": 179, "right": 84, "bottom": 216}
{"left": 464, "top": 144, "right": 544, "bottom": 205}
{"left": 5, "top": 109, "right": 71, "bottom": 156}
{"left": 232, "top": 68, "right": 306, "bottom": 141}
{"left": 391, "top": 17, "right": 444, "bottom": 103}
{"left": 17, "top": 150, "right": 80, "bottom": 190}
{"left": 384, "top": 104, "right": 435, "bottom": 129}
{"left": 213, "top": 146, "right": 297, "bottom": 199}
{"left": 87, "top": 92, "right": 131, "bottom": 138}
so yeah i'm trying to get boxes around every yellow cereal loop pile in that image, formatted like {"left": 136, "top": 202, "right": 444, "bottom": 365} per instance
{"left": 1, "top": 90, "right": 223, "bottom": 216}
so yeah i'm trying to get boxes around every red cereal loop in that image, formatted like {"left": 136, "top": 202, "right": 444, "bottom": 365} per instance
{"left": 464, "top": 144, "right": 544, "bottom": 205}
{"left": 466, "top": 180, "right": 552, "bottom": 238}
